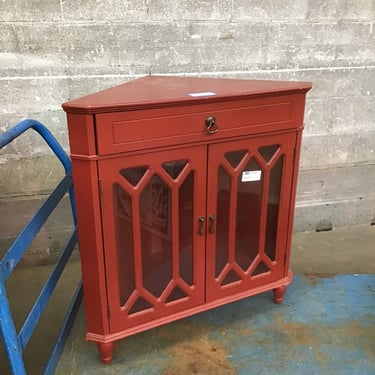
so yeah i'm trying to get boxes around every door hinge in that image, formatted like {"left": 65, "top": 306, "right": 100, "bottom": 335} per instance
{"left": 107, "top": 305, "right": 111, "bottom": 320}
{"left": 293, "top": 147, "right": 297, "bottom": 162}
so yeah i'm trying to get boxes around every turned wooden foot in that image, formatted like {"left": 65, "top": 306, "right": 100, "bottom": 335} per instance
{"left": 273, "top": 285, "right": 287, "bottom": 304}
{"left": 97, "top": 342, "right": 114, "bottom": 364}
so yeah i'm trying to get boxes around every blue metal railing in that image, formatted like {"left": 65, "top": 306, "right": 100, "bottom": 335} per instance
{"left": 0, "top": 119, "right": 82, "bottom": 375}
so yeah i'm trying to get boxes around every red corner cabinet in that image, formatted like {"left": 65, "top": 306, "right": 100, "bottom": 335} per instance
{"left": 62, "top": 75, "right": 311, "bottom": 364}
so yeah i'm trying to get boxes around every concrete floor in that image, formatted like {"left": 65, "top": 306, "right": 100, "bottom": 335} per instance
{"left": 0, "top": 224, "right": 374, "bottom": 374}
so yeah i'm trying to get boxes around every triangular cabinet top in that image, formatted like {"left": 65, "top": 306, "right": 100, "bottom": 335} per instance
{"left": 62, "top": 75, "right": 312, "bottom": 114}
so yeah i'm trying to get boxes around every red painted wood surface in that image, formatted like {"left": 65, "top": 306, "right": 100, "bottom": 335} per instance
{"left": 63, "top": 75, "right": 311, "bottom": 364}
{"left": 62, "top": 75, "right": 311, "bottom": 114}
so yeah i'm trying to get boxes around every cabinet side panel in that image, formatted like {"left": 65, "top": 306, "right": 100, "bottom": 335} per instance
{"left": 284, "top": 129, "right": 303, "bottom": 275}
{"left": 290, "top": 93, "right": 308, "bottom": 130}
{"left": 283, "top": 93, "right": 308, "bottom": 275}
{"left": 66, "top": 113, "right": 97, "bottom": 156}
{"left": 71, "top": 158, "right": 110, "bottom": 335}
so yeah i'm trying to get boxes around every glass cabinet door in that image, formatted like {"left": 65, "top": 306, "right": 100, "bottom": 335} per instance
{"left": 98, "top": 146, "right": 206, "bottom": 332}
{"left": 205, "top": 133, "right": 296, "bottom": 302}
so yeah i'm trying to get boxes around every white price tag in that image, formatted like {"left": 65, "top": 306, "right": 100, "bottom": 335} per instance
{"left": 241, "top": 170, "right": 262, "bottom": 182}
{"left": 188, "top": 92, "right": 217, "bottom": 97}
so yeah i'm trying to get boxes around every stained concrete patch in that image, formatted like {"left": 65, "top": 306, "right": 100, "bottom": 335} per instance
{"left": 162, "top": 335, "right": 235, "bottom": 375}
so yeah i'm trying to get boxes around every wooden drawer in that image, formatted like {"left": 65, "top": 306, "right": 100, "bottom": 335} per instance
{"left": 95, "top": 94, "right": 303, "bottom": 155}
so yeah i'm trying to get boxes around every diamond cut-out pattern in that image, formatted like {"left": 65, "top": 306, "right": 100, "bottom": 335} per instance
{"left": 221, "top": 269, "right": 241, "bottom": 285}
{"left": 179, "top": 172, "right": 194, "bottom": 286}
{"left": 235, "top": 157, "right": 263, "bottom": 271}
{"left": 165, "top": 286, "right": 188, "bottom": 303}
{"left": 252, "top": 261, "right": 270, "bottom": 276}
{"left": 120, "top": 166, "right": 148, "bottom": 186}
{"left": 215, "top": 166, "right": 231, "bottom": 278}
{"left": 128, "top": 296, "right": 153, "bottom": 315}
{"left": 162, "top": 160, "right": 188, "bottom": 179}
{"left": 265, "top": 156, "right": 283, "bottom": 262}
{"left": 225, "top": 150, "right": 247, "bottom": 168}
{"left": 140, "top": 174, "right": 172, "bottom": 298}
{"left": 259, "top": 145, "right": 279, "bottom": 162}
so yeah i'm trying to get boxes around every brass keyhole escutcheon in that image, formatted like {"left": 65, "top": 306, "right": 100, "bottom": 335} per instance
{"left": 205, "top": 116, "right": 219, "bottom": 135}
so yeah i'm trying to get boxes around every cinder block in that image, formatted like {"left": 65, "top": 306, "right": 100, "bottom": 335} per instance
{"left": 303, "top": 95, "right": 375, "bottom": 135}
{"left": 0, "top": 111, "right": 68, "bottom": 156}
{"left": 0, "top": 0, "right": 62, "bottom": 22}
{"left": 294, "top": 163, "right": 375, "bottom": 231}
{"left": 67, "top": 76, "right": 134, "bottom": 101}
{"left": 278, "top": 67, "right": 375, "bottom": 99}
{"left": 0, "top": 77, "right": 69, "bottom": 113}
{"left": 0, "top": 52, "right": 67, "bottom": 78}
{"left": 187, "top": 22, "right": 268, "bottom": 70}
{"left": 62, "top": 0, "right": 232, "bottom": 21}
{"left": 0, "top": 155, "right": 65, "bottom": 197}
{"left": 62, "top": 0, "right": 149, "bottom": 21}
{"left": 148, "top": 0, "right": 232, "bottom": 21}
{"left": 296, "top": 163, "right": 375, "bottom": 205}
{"left": 328, "top": 96, "right": 375, "bottom": 131}
{"left": 307, "top": 0, "right": 375, "bottom": 21}
{"left": 111, "top": 23, "right": 192, "bottom": 72}
{"left": 300, "top": 129, "right": 375, "bottom": 168}
{"left": 266, "top": 22, "right": 374, "bottom": 68}
{"left": 0, "top": 24, "right": 18, "bottom": 51}
{"left": 232, "top": 0, "right": 309, "bottom": 20}
{"left": 303, "top": 98, "right": 333, "bottom": 134}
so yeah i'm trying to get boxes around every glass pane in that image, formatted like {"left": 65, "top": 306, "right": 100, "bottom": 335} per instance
{"left": 120, "top": 166, "right": 148, "bottom": 186}
{"left": 128, "top": 297, "right": 153, "bottom": 315}
{"left": 162, "top": 160, "right": 188, "bottom": 179}
{"left": 252, "top": 261, "right": 270, "bottom": 276}
{"left": 222, "top": 269, "right": 241, "bottom": 285}
{"left": 165, "top": 286, "right": 188, "bottom": 303}
{"left": 259, "top": 145, "right": 279, "bottom": 162}
{"left": 235, "top": 158, "right": 262, "bottom": 271}
{"left": 215, "top": 166, "right": 231, "bottom": 278}
{"left": 140, "top": 174, "right": 173, "bottom": 298}
{"left": 179, "top": 171, "right": 194, "bottom": 286}
{"left": 265, "top": 156, "right": 283, "bottom": 261}
{"left": 225, "top": 150, "right": 247, "bottom": 168}
{"left": 114, "top": 184, "right": 135, "bottom": 306}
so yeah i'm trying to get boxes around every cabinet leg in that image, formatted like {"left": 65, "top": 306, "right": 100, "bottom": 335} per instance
{"left": 273, "top": 285, "right": 287, "bottom": 304}
{"left": 97, "top": 342, "right": 114, "bottom": 364}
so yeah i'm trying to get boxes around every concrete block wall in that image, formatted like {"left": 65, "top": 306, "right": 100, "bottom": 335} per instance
{"left": 0, "top": 1, "right": 374, "bottom": 263}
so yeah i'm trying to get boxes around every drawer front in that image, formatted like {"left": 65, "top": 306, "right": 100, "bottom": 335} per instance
{"left": 95, "top": 94, "right": 304, "bottom": 155}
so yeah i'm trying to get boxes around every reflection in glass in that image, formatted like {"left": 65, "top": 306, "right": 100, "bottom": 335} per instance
{"left": 162, "top": 160, "right": 188, "bottom": 179}
{"left": 215, "top": 166, "right": 231, "bottom": 278}
{"left": 252, "top": 261, "right": 270, "bottom": 276}
{"left": 222, "top": 269, "right": 241, "bottom": 285}
{"left": 225, "top": 150, "right": 247, "bottom": 168}
{"left": 179, "top": 171, "right": 194, "bottom": 285}
{"left": 265, "top": 156, "right": 283, "bottom": 261}
{"left": 128, "top": 297, "right": 152, "bottom": 315}
{"left": 165, "top": 287, "right": 188, "bottom": 303}
{"left": 120, "top": 166, "right": 148, "bottom": 186}
{"left": 259, "top": 145, "right": 279, "bottom": 162}
{"left": 140, "top": 174, "right": 173, "bottom": 298}
{"left": 235, "top": 158, "right": 262, "bottom": 271}
{"left": 114, "top": 184, "right": 135, "bottom": 306}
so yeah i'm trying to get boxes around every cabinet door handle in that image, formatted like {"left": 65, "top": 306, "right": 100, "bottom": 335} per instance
{"left": 205, "top": 116, "right": 219, "bottom": 134}
{"left": 198, "top": 216, "right": 205, "bottom": 236}
{"left": 208, "top": 214, "right": 215, "bottom": 233}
